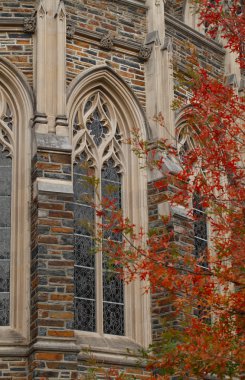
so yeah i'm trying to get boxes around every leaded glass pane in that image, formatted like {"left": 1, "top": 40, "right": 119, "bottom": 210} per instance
{"left": 102, "top": 158, "right": 124, "bottom": 336}
{"left": 0, "top": 167, "right": 12, "bottom": 196}
{"left": 0, "top": 261, "right": 10, "bottom": 292}
{"left": 0, "top": 197, "right": 11, "bottom": 228}
{"left": 193, "top": 214, "right": 208, "bottom": 241}
{"left": 75, "top": 298, "right": 96, "bottom": 332}
{"left": 101, "top": 159, "right": 121, "bottom": 183}
{"left": 194, "top": 237, "right": 207, "bottom": 258}
{"left": 75, "top": 266, "right": 95, "bottom": 299}
{"left": 0, "top": 144, "right": 11, "bottom": 326}
{"left": 0, "top": 228, "right": 10, "bottom": 260}
{"left": 74, "top": 152, "right": 96, "bottom": 332}
{"left": 103, "top": 272, "right": 124, "bottom": 303}
{"left": 86, "top": 109, "right": 109, "bottom": 146}
{"left": 0, "top": 293, "right": 9, "bottom": 325}
{"left": 193, "top": 191, "right": 208, "bottom": 265}
{"left": 103, "top": 303, "right": 124, "bottom": 335}
{"left": 75, "top": 235, "right": 95, "bottom": 267}
{"left": 74, "top": 204, "right": 94, "bottom": 236}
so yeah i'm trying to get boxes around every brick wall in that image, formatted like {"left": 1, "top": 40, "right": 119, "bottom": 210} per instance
{"left": 65, "top": 0, "right": 147, "bottom": 107}
{"left": 0, "top": 357, "right": 28, "bottom": 379}
{"left": 29, "top": 146, "right": 79, "bottom": 379}
{"left": 0, "top": 2, "right": 34, "bottom": 84}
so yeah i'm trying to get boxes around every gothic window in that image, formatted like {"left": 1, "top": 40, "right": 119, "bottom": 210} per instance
{"left": 177, "top": 122, "right": 208, "bottom": 264}
{"left": 193, "top": 191, "right": 208, "bottom": 266}
{"left": 73, "top": 92, "right": 125, "bottom": 335}
{"left": 0, "top": 90, "right": 14, "bottom": 326}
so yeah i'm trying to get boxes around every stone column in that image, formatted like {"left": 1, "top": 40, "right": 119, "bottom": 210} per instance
{"left": 30, "top": 1, "right": 78, "bottom": 378}
{"left": 145, "top": 0, "right": 175, "bottom": 142}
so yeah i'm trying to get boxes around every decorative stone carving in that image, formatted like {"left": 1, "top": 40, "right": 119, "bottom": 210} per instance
{"left": 23, "top": 13, "right": 37, "bottom": 33}
{"left": 66, "top": 21, "right": 75, "bottom": 39}
{"left": 138, "top": 44, "right": 152, "bottom": 62}
{"left": 100, "top": 33, "right": 114, "bottom": 51}
{"left": 162, "top": 36, "right": 173, "bottom": 52}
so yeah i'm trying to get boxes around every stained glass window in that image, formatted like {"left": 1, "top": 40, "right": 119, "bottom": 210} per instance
{"left": 0, "top": 147, "right": 12, "bottom": 326}
{"left": 73, "top": 92, "right": 125, "bottom": 335}
{"left": 193, "top": 191, "right": 208, "bottom": 266}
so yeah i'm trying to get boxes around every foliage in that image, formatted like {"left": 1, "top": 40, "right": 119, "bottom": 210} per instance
{"left": 94, "top": 2, "right": 245, "bottom": 379}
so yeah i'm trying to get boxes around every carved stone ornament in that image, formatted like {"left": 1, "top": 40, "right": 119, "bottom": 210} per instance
{"left": 138, "top": 44, "right": 152, "bottom": 62}
{"left": 66, "top": 21, "right": 75, "bottom": 39}
{"left": 100, "top": 33, "right": 114, "bottom": 51}
{"left": 162, "top": 36, "right": 173, "bottom": 52}
{"left": 23, "top": 13, "right": 37, "bottom": 33}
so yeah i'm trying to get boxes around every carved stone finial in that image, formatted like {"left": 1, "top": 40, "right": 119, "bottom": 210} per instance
{"left": 138, "top": 44, "right": 152, "bottom": 62}
{"left": 23, "top": 13, "right": 37, "bottom": 33}
{"left": 100, "top": 33, "right": 114, "bottom": 51}
{"left": 66, "top": 21, "right": 75, "bottom": 39}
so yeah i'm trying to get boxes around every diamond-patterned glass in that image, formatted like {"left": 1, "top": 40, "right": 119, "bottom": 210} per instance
{"left": 75, "top": 298, "right": 96, "bottom": 332}
{"left": 0, "top": 293, "right": 9, "bottom": 325}
{"left": 74, "top": 235, "right": 95, "bottom": 267}
{"left": 74, "top": 203, "right": 94, "bottom": 236}
{"left": 74, "top": 152, "right": 96, "bottom": 331}
{"left": 0, "top": 145, "right": 11, "bottom": 326}
{"left": 102, "top": 158, "right": 124, "bottom": 335}
{"left": 103, "top": 272, "right": 124, "bottom": 304}
{"left": 193, "top": 192, "right": 208, "bottom": 264}
{"left": 103, "top": 303, "right": 124, "bottom": 335}
{"left": 75, "top": 266, "right": 95, "bottom": 299}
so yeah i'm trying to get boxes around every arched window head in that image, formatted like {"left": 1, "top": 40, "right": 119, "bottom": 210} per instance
{"left": 73, "top": 91, "right": 125, "bottom": 336}
{"left": 177, "top": 123, "right": 196, "bottom": 162}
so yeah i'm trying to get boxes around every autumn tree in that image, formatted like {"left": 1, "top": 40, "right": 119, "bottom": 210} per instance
{"left": 97, "top": 1, "right": 245, "bottom": 378}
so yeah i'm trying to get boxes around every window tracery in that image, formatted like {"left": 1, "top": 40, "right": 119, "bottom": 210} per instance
{"left": 73, "top": 92, "right": 125, "bottom": 335}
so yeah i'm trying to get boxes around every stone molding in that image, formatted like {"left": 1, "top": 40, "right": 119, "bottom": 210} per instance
{"left": 114, "top": 0, "right": 148, "bottom": 8}
{"left": 165, "top": 13, "right": 225, "bottom": 54}
{"left": 0, "top": 57, "right": 33, "bottom": 344}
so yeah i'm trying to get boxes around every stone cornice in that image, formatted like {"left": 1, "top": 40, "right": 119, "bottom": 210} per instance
{"left": 111, "top": 0, "right": 148, "bottom": 9}
{"left": 165, "top": 13, "right": 225, "bottom": 55}
{"left": 74, "top": 28, "right": 142, "bottom": 54}
{"left": 0, "top": 17, "right": 24, "bottom": 32}
{"left": 0, "top": 17, "right": 146, "bottom": 57}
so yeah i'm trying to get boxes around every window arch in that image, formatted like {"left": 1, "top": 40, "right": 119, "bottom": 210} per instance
{"left": 176, "top": 114, "right": 208, "bottom": 264}
{"left": 0, "top": 58, "right": 33, "bottom": 341}
{"left": 0, "top": 88, "right": 14, "bottom": 326}
{"left": 73, "top": 92, "right": 125, "bottom": 335}
{"left": 67, "top": 65, "right": 151, "bottom": 346}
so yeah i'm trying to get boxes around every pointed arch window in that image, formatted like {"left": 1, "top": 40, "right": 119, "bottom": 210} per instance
{"left": 177, "top": 122, "right": 208, "bottom": 264}
{"left": 73, "top": 92, "right": 125, "bottom": 335}
{"left": 0, "top": 90, "right": 14, "bottom": 326}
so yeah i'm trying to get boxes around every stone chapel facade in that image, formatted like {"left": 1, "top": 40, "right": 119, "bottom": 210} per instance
{"left": 0, "top": 0, "right": 243, "bottom": 379}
